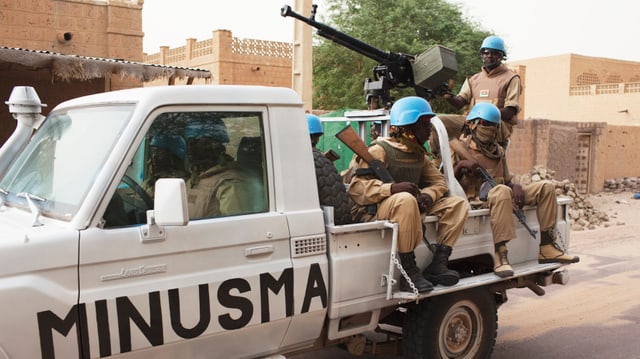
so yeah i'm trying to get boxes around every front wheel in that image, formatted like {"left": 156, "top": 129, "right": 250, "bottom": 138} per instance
{"left": 403, "top": 287, "right": 497, "bottom": 359}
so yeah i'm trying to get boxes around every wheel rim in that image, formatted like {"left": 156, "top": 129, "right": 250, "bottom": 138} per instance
{"left": 439, "top": 299, "right": 483, "bottom": 358}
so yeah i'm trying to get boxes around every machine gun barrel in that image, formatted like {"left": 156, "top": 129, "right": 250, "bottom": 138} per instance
{"left": 281, "top": 4, "right": 457, "bottom": 105}
{"left": 280, "top": 5, "right": 401, "bottom": 64}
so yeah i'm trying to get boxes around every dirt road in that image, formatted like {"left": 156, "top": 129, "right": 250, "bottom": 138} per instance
{"left": 492, "top": 191, "right": 640, "bottom": 358}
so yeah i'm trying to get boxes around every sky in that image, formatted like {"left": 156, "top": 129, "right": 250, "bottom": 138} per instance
{"left": 142, "top": 0, "right": 640, "bottom": 62}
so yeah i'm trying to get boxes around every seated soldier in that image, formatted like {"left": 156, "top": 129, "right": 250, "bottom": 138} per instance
{"left": 142, "top": 134, "right": 189, "bottom": 194}
{"left": 451, "top": 103, "right": 579, "bottom": 278}
{"left": 184, "top": 118, "right": 257, "bottom": 219}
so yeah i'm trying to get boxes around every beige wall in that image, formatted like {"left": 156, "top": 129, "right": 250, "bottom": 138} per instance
{"left": 0, "top": 0, "right": 144, "bottom": 61}
{"left": 0, "top": 0, "right": 145, "bottom": 93}
{"left": 511, "top": 54, "right": 640, "bottom": 124}
{"left": 505, "top": 118, "right": 640, "bottom": 194}
{"left": 143, "top": 30, "right": 293, "bottom": 88}
{"left": 0, "top": 0, "right": 145, "bottom": 143}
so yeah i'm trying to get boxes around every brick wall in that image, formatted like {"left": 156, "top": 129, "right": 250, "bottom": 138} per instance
{"left": 506, "top": 118, "right": 640, "bottom": 194}
{"left": 0, "top": 0, "right": 144, "bottom": 90}
{"left": 143, "top": 30, "right": 293, "bottom": 88}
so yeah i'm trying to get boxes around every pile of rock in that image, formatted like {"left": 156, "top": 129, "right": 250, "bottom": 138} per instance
{"left": 603, "top": 177, "right": 640, "bottom": 192}
{"left": 514, "top": 165, "right": 612, "bottom": 231}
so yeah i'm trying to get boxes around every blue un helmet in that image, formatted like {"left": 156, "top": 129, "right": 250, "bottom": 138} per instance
{"left": 306, "top": 114, "right": 323, "bottom": 135}
{"left": 480, "top": 35, "right": 507, "bottom": 57}
{"left": 150, "top": 134, "right": 187, "bottom": 161}
{"left": 467, "top": 102, "right": 501, "bottom": 126}
{"left": 184, "top": 118, "right": 229, "bottom": 143}
{"left": 389, "top": 96, "right": 435, "bottom": 126}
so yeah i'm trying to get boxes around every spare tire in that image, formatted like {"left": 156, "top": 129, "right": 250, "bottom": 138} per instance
{"left": 312, "top": 148, "right": 352, "bottom": 225}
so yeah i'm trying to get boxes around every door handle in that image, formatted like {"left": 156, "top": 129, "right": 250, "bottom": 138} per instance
{"left": 244, "top": 245, "right": 274, "bottom": 257}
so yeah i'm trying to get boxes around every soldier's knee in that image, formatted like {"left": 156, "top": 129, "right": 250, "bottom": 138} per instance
{"left": 391, "top": 192, "right": 418, "bottom": 206}
{"left": 490, "top": 184, "right": 512, "bottom": 202}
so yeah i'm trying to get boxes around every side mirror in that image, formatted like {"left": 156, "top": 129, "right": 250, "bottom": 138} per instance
{"left": 153, "top": 178, "right": 188, "bottom": 226}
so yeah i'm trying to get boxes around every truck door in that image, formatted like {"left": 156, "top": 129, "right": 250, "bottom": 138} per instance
{"left": 77, "top": 108, "right": 294, "bottom": 358}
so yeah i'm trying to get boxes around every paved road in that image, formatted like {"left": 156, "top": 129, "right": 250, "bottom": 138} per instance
{"left": 294, "top": 193, "right": 640, "bottom": 358}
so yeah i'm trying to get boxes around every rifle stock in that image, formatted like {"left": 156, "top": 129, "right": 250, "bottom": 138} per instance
{"left": 335, "top": 125, "right": 394, "bottom": 183}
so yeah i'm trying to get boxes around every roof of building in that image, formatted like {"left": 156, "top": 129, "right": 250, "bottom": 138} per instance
{"left": 0, "top": 46, "right": 211, "bottom": 82}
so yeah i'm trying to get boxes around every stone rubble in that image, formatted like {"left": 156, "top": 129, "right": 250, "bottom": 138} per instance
{"left": 603, "top": 177, "right": 640, "bottom": 192}
{"left": 514, "top": 165, "right": 618, "bottom": 231}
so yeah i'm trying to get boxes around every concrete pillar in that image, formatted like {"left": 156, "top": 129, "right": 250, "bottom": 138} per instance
{"left": 292, "top": 0, "right": 313, "bottom": 112}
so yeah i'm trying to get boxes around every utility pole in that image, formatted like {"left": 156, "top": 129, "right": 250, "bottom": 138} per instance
{"left": 291, "top": 0, "right": 313, "bottom": 112}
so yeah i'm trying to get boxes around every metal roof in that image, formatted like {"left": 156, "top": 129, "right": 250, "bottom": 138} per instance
{"left": 0, "top": 46, "right": 211, "bottom": 82}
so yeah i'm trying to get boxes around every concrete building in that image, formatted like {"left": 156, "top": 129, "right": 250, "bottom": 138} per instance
{"left": 0, "top": 0, "right": 209, "bottom": 143}
{"left": 143, "top": 31, "right": 293, "bottom": 89}
{"left": 509, "top": 54, "right": 640, "bottom": 125}
{"left": 504, "top": 54, "right": 640, "bottom": 193}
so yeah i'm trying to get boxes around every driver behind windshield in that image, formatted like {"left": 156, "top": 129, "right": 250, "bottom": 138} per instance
{"left": 142, "top": 134, "right": 189, "bottom": 194}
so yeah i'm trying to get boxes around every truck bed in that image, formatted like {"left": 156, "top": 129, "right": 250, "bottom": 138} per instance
{"left": 321, "top": 198, "right": 571, "bottom": 340}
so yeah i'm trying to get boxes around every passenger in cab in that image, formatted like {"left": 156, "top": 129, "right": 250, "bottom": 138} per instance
{"left": 450, "top": 103, "right": 579, "bottom": 278}
{"left": 184, "top": 118, "right": 255, "bottom": 219}
{"left": 348, "top": 96, "right": 469, "bottom": 292}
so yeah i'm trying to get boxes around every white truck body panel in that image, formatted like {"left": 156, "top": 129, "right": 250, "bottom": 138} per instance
{"left": 0, "top": 85, "right": 573, "bottom": 358}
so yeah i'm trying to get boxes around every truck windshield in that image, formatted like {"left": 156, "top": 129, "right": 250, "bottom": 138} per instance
{"left": 0, "top": 105, "right": 133, "bottom": 221}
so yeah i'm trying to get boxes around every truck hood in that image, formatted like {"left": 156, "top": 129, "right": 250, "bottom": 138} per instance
{"left": 0, "top": 206, "right": 79, "bottom": 277}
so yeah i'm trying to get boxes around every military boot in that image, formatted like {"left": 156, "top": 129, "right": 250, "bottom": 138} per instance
{"left": 397, "top": 252, "right": 433, "bottom": 293}
{"left": 423, "top": 244, "right": 460, "bottom": 286}
{"left": 539, "top": 229, "right": 580, "bottom": 264}
{"left": 494, "top": 242, "right": 514, "bottom": 278}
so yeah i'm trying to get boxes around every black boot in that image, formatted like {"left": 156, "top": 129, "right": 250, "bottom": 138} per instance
{"left": 423, "top": 244, "right": 460, "bottom": 286}
{"left": 398, "top": 252, "right": 433, "bottom": 293}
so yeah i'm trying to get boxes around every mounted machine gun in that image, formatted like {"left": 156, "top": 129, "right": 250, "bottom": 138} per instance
{"left": 281, "top": 4, "right": 458, "bottom": 108}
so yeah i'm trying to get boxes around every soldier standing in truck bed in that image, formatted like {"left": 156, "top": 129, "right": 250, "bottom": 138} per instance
{"left": 445, "top": 35, "right": 521, "bottom": 149}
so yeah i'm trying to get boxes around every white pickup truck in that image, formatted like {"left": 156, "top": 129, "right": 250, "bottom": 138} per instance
{"left": 0, "top": 85, "right": 573, "bottom": 359}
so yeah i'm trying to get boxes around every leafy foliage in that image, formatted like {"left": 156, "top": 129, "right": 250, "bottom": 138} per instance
{"left": 311, "top": 0, "right": 492, "bottom": 113}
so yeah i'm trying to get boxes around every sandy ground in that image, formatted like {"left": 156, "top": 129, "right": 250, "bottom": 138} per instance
{"left": 580, "top": 190, "right": 640, "bottom": 227}
{"left": 491, "top": 190, "right": 640, "bottom": 358}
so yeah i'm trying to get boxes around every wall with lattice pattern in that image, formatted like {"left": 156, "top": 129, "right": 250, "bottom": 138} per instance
{"left": 143, "top": 30, "right": 293, "bottom": 88}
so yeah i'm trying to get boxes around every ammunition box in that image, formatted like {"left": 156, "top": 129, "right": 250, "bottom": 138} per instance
{"left": 413, "top": 45, "right": 458, "bottom": 90}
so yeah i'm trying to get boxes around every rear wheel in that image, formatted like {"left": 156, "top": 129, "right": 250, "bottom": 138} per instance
{"left": 403, "top": 287, "right": 497, "bottom": 359}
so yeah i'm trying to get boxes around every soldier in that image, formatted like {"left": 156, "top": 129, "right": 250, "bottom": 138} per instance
{"left": 451, "top": 102, "right": 579, "bottom": 278}
{"left": 348, "top": 96, "right": 469, "bottom": 292}
{"left": 142, "top": 134, "right": 188, "bottom": 194}
{"left": 445, "top": 35, "right": 521, "bottom": 149}
{"left": 184, "top": 118, "right": 256, "bottom": 219}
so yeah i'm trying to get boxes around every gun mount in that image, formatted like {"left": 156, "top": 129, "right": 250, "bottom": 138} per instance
{"left": 281, "top": 4, "right": 458, "bottom": 108}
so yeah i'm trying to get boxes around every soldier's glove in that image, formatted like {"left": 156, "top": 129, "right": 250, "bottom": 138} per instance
{"left": 391, "top": 182, "right": 420, "bottom": 197}
{"left": 417, "top": 193, "right": 434, "bottom": 214}
{"left": 510, "top": 183, "right": 525, "bottom": 209}
{"left": 455, "top": 159, "right": 480, "bottom": 179}
{"left": 433, "top": 82, "right": 454, "bottom": 97}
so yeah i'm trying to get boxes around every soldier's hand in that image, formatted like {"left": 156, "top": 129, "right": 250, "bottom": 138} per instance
{"left": 456, "top": 160, "right": 481, "bottom": 176}
{"left": 434, "top": 82, "right": 453, "bottom": 97}
{"left": 511, "top": 183, "right": 525, "bottom": 209}
{"left": 391, "top": 182, "right": 420, "bottom": 197}
{"left": 417, "top": 193, "right": 434, "bottom": 213}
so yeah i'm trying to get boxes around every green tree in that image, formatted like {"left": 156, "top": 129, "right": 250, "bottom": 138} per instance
{"left": 311, "top": 0, "right": 492, "bottom": 113}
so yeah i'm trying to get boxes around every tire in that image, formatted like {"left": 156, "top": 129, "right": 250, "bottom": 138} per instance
{"left": 312, "top": 148, "right": 352, "bottom": 225}
{"left": 403, "top": 287, "right": 497, "bottom": 359}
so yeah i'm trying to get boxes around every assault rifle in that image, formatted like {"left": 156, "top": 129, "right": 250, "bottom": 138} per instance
{"left": 477, "top": 167, "right": 538, "bottom": 240}
{"left": 335, "top": 125, "right": 393, "bottom": 183}
{"left": 281, "top": 4, "right": 457, "bottom": 107}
